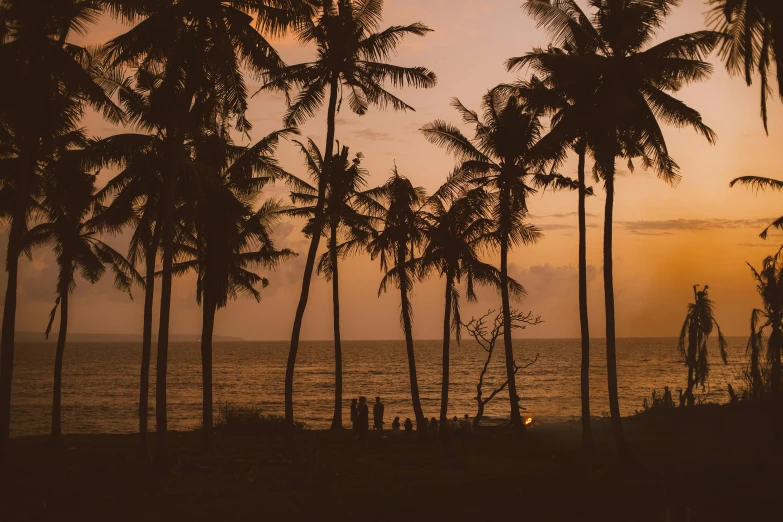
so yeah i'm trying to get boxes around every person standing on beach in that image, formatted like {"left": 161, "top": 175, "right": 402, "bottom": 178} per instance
{"left": 350, "top": 398, "right": 358, "bottom": 433}
{"left": 357, "top": 397, "right": 369, "bottom": 435}
{"left": 373, "top": 397, "right": 385, "bottom": 433}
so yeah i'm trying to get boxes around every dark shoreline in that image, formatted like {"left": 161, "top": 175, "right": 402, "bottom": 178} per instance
{"left": 2, "top": 402, "right": 780, "bottom": 521}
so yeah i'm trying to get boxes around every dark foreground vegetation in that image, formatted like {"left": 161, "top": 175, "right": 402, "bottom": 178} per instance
{"left": 1, "top": 403, "right": 779, "bottom": 522}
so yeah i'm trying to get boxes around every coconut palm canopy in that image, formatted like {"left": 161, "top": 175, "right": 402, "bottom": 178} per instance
{"left": 7, "top": 0, "right": 782, "bottom": 345}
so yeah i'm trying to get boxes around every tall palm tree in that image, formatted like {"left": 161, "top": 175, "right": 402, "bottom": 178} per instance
{"left": 283, "top": 139, "right": 368, "bottom": 430}
{"left": 0, "top": 0, "right": 122, "bottom": 449}
{"left": 510, "top": 4, "right": 602, "bottom": 446}
{"left": 259, "top": 0, "right": 436, "bottom": 426}
{"left": 415, "top": 187, "right": 523, "bottom": 432}
{"left": 86, "top": 65, "right": 180, "bottom": 450}
{"left": 102, "top": 1, "right": 291, "bottom": 455}
{"left": 359, "top": 167, "right": 428, "bottom": 431}
{"left": 21, "top": 144, "right": 141, "bottom": 441}
{"left": 522, "top": 0, "right": 718, "bottom": 463}
{"left": 422, "top": 89, "right": 580, "bottom": 433}
{"left": 708, "top": 0, "right": 783, "bottom": 131}
{"left": 175, "top": 129, "right": 295, "bottom": 449}
{"left": 677, "top": 285, "right": 728, "bottom": 406}
{"left": 747, "top": 251, "right": 783, "bottom": 399}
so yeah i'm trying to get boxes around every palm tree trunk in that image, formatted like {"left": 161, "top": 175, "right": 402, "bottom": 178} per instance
{"left": 685, "top": 324, "right": 697, "bottom": 407}
{"left": 440, "top": 271, "right": 453, "bottom": 432}
{"left": 398, "top": 246, "right": 425, "bottom": 431}
{"left": 603, "top": 163, "right": 633, "bottom": 464}
{"left": 0, "top": 145, "right": 32, "bottom": 450}
{"left": 500, "top": 225, "right": 525, "bottom": 435}
{"left": 577, "top": 147, "right": 593, "bottom": 448}
{"left": 52, "top": 291, "right": 68, "bottom": 440}
{"left": 139, "top": 226, "right": 159, "bottom": 450}
{"left": 0, "top": 221, "right": 21, "bottom": 449}
{"left": 201, "top": 295, "right": 216, "bottom": 451}
{"left": 155, "top": 139, "right": 183, "bottom": 459}
{"left": 285, "top": 74, "right": 340, "bottom": 426}
{"left": 770, "top": 326, "right": 781, "bottom": 399}
{"left": 330, "top": 221, "right": 343, "bottom": 430}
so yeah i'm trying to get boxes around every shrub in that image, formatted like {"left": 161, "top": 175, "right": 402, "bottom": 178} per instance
{"left": 214, "top": 402, "right": 307, "bottom": 435}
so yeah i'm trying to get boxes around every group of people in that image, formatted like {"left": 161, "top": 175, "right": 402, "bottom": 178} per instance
{"left": 349, "top": 396, "right": 475, "bottom": 437}
{"left": 350, "top": 396, "right": 385, "bottom": 435}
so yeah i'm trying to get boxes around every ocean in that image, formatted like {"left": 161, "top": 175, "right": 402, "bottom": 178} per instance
{"left": 10, "top": 337, "right": 749, "bottom": 437}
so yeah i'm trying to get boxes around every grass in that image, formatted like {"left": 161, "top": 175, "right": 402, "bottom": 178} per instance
{"left": 0, "top": 402, "right": 780, "bottom": 521}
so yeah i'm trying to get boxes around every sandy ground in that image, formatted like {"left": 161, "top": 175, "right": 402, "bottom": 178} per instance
{"left": 0, "top": 402, "right": 780, "bottom": 521}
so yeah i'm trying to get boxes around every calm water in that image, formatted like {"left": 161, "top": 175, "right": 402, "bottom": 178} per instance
{"left": 10, "top": 337, "right": 748, "bottom": 437}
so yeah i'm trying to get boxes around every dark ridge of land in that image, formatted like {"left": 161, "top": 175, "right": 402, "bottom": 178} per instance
{"left": 15, "top": 332, "right": 245, "bottom": 343}
{"left": 0, "top": 402, "right": 780, "bottom": 522}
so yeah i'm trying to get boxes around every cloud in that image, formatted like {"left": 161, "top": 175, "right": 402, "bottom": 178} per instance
{"left": 620, "top": 218, "right": 777, "bottom": 234}
{"left": 350, "top": 129, "right": 395, "bottom": 142}
{"left": 530, "top": 211, "right": 599, "bottom": 219}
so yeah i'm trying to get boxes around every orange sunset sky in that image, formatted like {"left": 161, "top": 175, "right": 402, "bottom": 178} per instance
{"left": 5, "top": 0, "right": 783, "bottom": 341}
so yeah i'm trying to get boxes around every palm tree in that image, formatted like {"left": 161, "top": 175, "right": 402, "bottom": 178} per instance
{"left": 86, "top": 65, "right": 181, "bottom": 450}
{"left": 677, "top": 285, "right": 728, "bottom": 406}
{"left": 415, "top": 187, "right": 523, "bottom": 433}
{"left": 747, "top": 251, "right": 783, "bottom": 399}
{"left": 259, "top": 0, "right": 436, "bottom": 426}
{"left": 708, "top": 0, "right": 783, "bottom": 131}
{"left": 283, "top": 139, "right": 368, "bottom": 430}
{"left": 0, "top": 0, "right": 122, "bottom": 449}
{"left": 21, "top": 144, "right": 141, "bottom": 441}
{"left": 358, "top": 167, "right": 428, "bottom": 431}
{"left": 102, "top": 1, "right": 291, "bottom": 455}
{"left": 522, "top": 0, "right": 718, "bottom": 463}
{"left": 175, "top": 129, "right": 296, "bottom": 449}
{"left": 510, "top": 4, "right": 602, "bottom": 446}
{"left": 422, "top": 89, "right": 581, "bottom": 433}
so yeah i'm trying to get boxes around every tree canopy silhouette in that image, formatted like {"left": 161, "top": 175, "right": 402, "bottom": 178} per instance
{"left": 258, "top": 0, "right": 436, "bottom": 426}
{"left": 415, "top": 187, "right": 523, "bottom": 432}
{"left": 677, "top": 285, "right": 728, "bottom": 407}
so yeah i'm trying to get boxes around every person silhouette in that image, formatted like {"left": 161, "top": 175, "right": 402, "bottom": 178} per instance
{"left": 404, "top": 418, "right": 413, "bottom": 436}
{"left": 461, "top": 413, "right": 473, "bottom": 434}
{"left": 428, "top": 417, "right": 438, "bottom": 433}
{"left": 357, "top": 396, "right": 369, "bottom": 436}
{"left": 373, "top": 396, "right": 385, "bottom": 433}
{"left": 350, "top": 398, "right": 358, "bottom": 433}
{"left": 391, "top": 417, "right": 401, "bottom": 437}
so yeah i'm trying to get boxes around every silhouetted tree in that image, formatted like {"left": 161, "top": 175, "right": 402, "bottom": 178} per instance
{"left": 415, "top": 187, "right": 522, "bottom": 433}
{"left": 677, "top": 285, "right": 728, "bottom": 406}
{"left": 512, "top": 0, "right": 601, "bottom": 447}
{"left": 463, "top": 309, "right": 541, "bottom": 427}
{"left": 747, "top": 251, "right": 783, "bottom": 399}
{"left": 359, "top": 168, "right": 428, "bottom": 431}
{"left": 0, "top": 0, "right": 122, "bottom": 449}
{"left": 102, "top": 0, "right": 289, "bottom": 456}
{"left": 522, "top": 0, "right": 719, "bottom": 464}
{"left": 283, "top": 139, "right": 368, "bottom": 430}
{"left": 708, "top": 0, "right": 783, "bottom": 131}
{"left": 259, "top": 0, "right": 436, "bottom": 427}
{"left": 422, "top": 88, "right": 581, "bottom": 434}
{"left": 175, "top": 128, "right": 296, "bottom": 449}
{"left": 22, "top": 141, "right": 141, "bottom": 441}
{"left": 87, "top": 65, "right": 190, "bottom": 451}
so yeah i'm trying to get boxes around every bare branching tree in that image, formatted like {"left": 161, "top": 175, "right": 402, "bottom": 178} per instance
{"left": 464, "top": 309, "right": 541, "bottom": 427}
